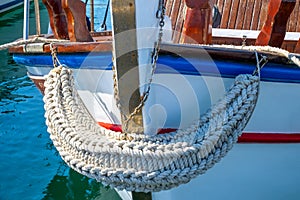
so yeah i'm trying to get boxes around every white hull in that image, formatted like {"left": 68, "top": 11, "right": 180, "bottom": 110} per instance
{"left": 71, "top": 68, "right": 300, "bottom": 135}
{"left": 116, "top": 143, "right": 300, "bottom": 200}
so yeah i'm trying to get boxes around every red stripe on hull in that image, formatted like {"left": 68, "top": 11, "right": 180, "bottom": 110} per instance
{"left": 238, "top": 133, "right": 300, "bottom": 143}
{"left": 30, "top": 78, "right": 300, "bottom": 143}
{"left": 98, "top": 122, "right": 300, "bottom": 143}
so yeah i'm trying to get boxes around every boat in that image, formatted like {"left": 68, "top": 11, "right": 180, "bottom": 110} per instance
{"left": 0, "top": 0, "right": 24, "bottom": 15}
{"left": 6, "top": 0, "right": 300, "bottom": 199}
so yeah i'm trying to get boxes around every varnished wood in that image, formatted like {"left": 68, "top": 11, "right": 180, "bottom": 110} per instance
{"left": 235, "top": 0, "right": 247, "bottom": 29}
{"left": 257, "top": 0, "right": 269, "bottom": 30}
{"left": 243, "top": 0, "right": 255, "bottom": 30}
{"left": 255, "top": 0, "right": 296, "bottom": 47}
{"left": 181, "top": 0, "right": 213, "bottom": 44}
{"left": 171, "top": 0, "right": 184, "bottom": 43}
{"left": 165, "top": 0, "right": 300, "bottom": 39}
{"left": 287, "top": 0, "right": 299, "bottom": 32}
{"left": 228, "top": 0, "right": 240, "bottom": 29}
{"left": 62, "top": 0, "right": 93, "bottom": 42}
{"left": 42, "top": 0, "right": 69, "bottom": 39}
{"left": 295, "top": 39, "right": 300, "bottom": 53}
{"left": 250, "top": 0, "right": 263, "bottom": 30}
{"left": 220, "top": 0, "right": 232, "bottom": 29}
{"left": 171, "top": 0, "right": 186, "bottom": 43}
{"left": 34, "top": 0, "right": 41, "bottom": 35}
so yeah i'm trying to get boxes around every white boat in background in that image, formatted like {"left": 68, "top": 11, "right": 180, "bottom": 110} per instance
{"left": 7, "top": 0, "right": 300, "bottom": 199}
{"left": 0, "top": 0, "right": 23, "bottom": 14}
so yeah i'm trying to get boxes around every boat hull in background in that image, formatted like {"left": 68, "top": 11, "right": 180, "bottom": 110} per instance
{"left": 0, "top": 0, "right": 23, "bottom": 14}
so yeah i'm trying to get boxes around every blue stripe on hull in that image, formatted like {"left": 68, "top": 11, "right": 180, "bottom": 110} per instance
{"left": 13, "top": 52, "right": 300, "bottom": 83}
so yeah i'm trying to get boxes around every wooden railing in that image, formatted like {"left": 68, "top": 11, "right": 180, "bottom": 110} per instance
{"left": 165, "top": 0, "right": 300, "bottom": 53}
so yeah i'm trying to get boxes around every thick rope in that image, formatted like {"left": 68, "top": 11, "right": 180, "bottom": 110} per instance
{"left": 210, "top": 44, "right": 300, "bottom": 67}
{"left": 0, "top": 37, "right": 67, "bottom": 51}
{"left": 43, "top": 66, "right": 260, "bottom": 192}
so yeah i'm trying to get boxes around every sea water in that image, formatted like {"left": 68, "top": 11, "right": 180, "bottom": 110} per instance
{"left": 1, "top": 2, "right": 300, "bottom": 200}
{"left": 0, "top": 2, "right": 119, "bottom": 200}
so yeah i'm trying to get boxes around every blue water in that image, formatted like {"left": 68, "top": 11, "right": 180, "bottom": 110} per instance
{"left": 0, "top": 3, "right": 119, "bottom": 200}
{"left": 1, "top": 2, "right": 300, "bottom": 200}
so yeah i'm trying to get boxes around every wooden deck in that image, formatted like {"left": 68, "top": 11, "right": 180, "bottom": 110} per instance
{"left": 165, "top": 0, "right": 300, "bottom": 42}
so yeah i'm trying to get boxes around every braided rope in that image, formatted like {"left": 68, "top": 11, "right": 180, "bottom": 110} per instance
{"left": 209, "top": 44, "right": 300, "bottom": 67}
{"left": 43, "top": 66, "right": 260, "bottom": 192}
{"left": 0, "top": 37, "right": 67, "bottom": 51}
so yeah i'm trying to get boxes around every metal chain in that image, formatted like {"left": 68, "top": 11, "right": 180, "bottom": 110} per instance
{"left": 112, "top": 1, "right": 165, "bottom": 133}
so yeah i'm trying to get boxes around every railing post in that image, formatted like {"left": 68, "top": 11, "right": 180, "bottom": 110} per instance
{"left": 90, "top": 0, "right": 95, "bottom": 32}
{"left": 42, "top": 0, "right": 69, "bottom": 39}
{"left": 23, "top": 0, "right": 30, "bottom": 40}
{"left": 180, "top": 0, "right": 213, "bottom": 44}
{"left": 255, "top": 0, "right": 296, "bottom": 48}
{"left": 34, "top": 0, "right": 41, "bottom": 35}
{"left": 62, "top": 0, "right": 93, "bottom": 42}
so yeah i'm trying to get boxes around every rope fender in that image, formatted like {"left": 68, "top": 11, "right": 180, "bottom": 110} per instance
{"left": 43, "top": 66, "right": 260, "bottom": 192}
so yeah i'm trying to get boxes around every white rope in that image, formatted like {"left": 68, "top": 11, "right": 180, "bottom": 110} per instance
{"left": 0, "top": 37, "right": 68, "bottom": 51}
{"left": 43, "top": 66, "right": 260, "bottom": 192}
{"left": 209, "top": 44, "right": 300, "bottom": 67}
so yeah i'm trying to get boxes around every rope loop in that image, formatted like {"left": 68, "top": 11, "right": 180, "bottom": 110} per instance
{"left": 43, "top": 65, "right": 260, "bottom": 192}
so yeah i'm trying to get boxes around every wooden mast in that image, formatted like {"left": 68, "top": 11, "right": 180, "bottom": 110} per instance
{"left": 110, "top": 0, "right": 152, "bottom": 198}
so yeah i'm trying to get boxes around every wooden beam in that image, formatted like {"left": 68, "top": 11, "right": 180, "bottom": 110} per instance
{"left": 295, "top": 38, "right": 300, "bottom": 53}
{"left": 42, "top": 0, "right": 69, "bottom": 39}
{"left": 255, "top": 0, "right": 296, "bottom": 48}
{"left": 180, "top": 0, "right": 213, "bottom": 44}
{"left": 34, "top": 0, "right": 41, "bottom": 35}
{"left": 62, "top": 0, "right": 93, "bottom": 42}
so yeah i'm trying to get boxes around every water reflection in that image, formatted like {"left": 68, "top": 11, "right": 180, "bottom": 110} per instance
{"left": 42, "top": 168, "right": 121, "bottom": 200}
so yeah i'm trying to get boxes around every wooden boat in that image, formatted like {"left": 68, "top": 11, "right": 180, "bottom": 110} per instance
{"left": 0, "top": 0, "right": 24, "bottom": 14}
{"left": 8, "top": 0, "right": 300, "bottom": 199}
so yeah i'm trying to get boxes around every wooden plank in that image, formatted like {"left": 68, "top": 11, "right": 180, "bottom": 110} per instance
{"left": 216, "top": 0, "right": 225, "bottom": 15}
{"left": 173, "top": 0, "right": 185, "bottom": 43}
{"left": 42, "top": 0, "right": 69, "bottom": 39}
{"left": 181, "top": 0, "right": 213, "bottom": 44}
{"left": 293, "top": 1, "right": 300, "bottom": 32}
{"left": 165, "top": 0, "right": 175, "bottom": 17}
{"left": 62, "top": 0, "right": 93, "bottom": 42}
{"left": 295, "top": 39, "right": 300, "bottom": 53}
{"left": 255, "top": 0, "right": 296, "bottom": 48}
{"left": 170, "top": 0, "right": 182, "bottom": 30}
{"left": 235, "top": 0, "right": 247, "bottom": 29}
{"left": 297, "top": 2, "right": 300, "bottom": 32}
{"left": 243, "top": 0, "right": 255, "bottom": 30}
{"left": 287, "top": 0, "right": 298, "bottom": 32}
{"left": 228, "top": 0, "right": 240, "bottom": 29}
{"left": 257, "top": 0, "right": 269, "bottom": 30}
{"left": 220, "top": 0, "right": 232, "bottom": 28}
{"left": 251, "top": 0, "right": 263, "bottom": 30}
